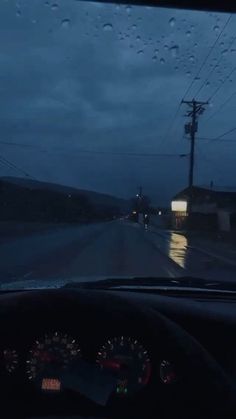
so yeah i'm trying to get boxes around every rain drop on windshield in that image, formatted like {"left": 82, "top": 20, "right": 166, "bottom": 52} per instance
{"left": 61, "top": 18, "right": 71, "bottom": 28}
{"left": 103, "top": 23, "right": 113, "bottom": 32}
{"left": 170, "top": 45, "right": 179, "bottom": 58}
{"left": 213, "top": 25, "right": 220, "bottom": 32}
{"left": 169, "top": 17, "right": 176, "bottom": 27}
{"left": 160, "top": 58, "right": 165, "bottom": 64}
{"left": 221, "top": 49, "right": 228, "bottom": 56}
{"left": 51, "top": 3, "right": 59, "bottom": 11}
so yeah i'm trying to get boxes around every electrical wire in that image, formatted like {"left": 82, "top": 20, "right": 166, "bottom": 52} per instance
{"left": 202, "top": 90, "right": 236, "bottom": 124}
{"left": 0, "top": 154, "right": 35, "bottom": 178}
{"left": 208, "top": 66, "right": 236, "bottom": 102}
{"left": 0, "top": 142, "right": 187, "bottom": 158}
{"left": 158, "top": 15, "right": 232, "bottom": 152}
{"left": 182, "top": 14, "right": 232, "bottom": 100}
{"left": 194, "top": 30, "right": 236, "bottom": 99}
{"left": 215, "top": 126, "right": 236, "bottom": 140}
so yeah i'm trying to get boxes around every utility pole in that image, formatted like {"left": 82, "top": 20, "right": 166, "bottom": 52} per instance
{"left": 182, "top": 99, "right": 208, "bottom": 211}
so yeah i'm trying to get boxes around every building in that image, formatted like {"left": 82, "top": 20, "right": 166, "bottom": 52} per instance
{"left": 171, "top": 186, "right": 236, "bottom": 232}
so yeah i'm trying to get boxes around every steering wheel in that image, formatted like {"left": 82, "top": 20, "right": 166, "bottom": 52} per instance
{"left": 0, "top": 289, "right": 235, "bottom": 419}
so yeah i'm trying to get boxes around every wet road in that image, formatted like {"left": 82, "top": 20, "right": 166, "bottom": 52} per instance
{"left": 0, "top": 220, "right": 236, "bottom": 287}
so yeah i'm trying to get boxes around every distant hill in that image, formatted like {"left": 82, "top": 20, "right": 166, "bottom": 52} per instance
{"left": 0, "top": 177, "right": 129, "bottom": 223}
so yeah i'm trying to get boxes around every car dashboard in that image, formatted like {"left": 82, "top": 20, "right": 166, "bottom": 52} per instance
{"left": 0, "top": 287, "right": 236, "bottom": 419}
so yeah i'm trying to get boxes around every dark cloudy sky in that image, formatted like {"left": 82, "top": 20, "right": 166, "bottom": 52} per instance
{"left": 0, "top": 0, "right": 236, "bottom": 205}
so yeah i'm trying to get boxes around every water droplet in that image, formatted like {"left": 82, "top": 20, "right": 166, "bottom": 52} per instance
{"left": 103, "top": 23, "right": 113, "bottom": 32}
{"left": 220, "top": 41, "right": 224, "bottom": 46}
{"left": 116, "top": 5, "right": 120, "bottom": 11}
{"left": 186, "top": 71, "right": 191, "bottom": 77}
{"left": 213, "top": 25, "right": 220, "bottom": 32}
{"left": 221, "top": 49, "right": 228, "bottom": 56}
{"left": 51, "top": 3, "right": 59, "bottom": 10}
{"left": 154, "top": 48, "right": 159, "bottom": 55}
{"left": 137, "top": 49, "right": 144, "bottom": 55}
{"left": 136, "top": 35, "right": 141, "bottom": 41}
{"left": 189, "top": 55, "right": 195, "bottom": 63}
{"left": 169, "top": 45, "right": 179, "bottom": 58}
{"left": 126, "top": 5, "right": 131, "bottom": 13}
{"left": 152, "top": 55, "right": 157, "bottom": 61}
{"left": 175, "top": 66, "right": 179, "bottom": 71}
{"left": 195, "top": 76, "right": 201, "bottom": 81}
{"left": 164, "top": 45, "right": 168, "bottom": 50}
{"left": 186, "top": 30, "right": 191, "bottom": 38}
{"left": 45, "top": 1, "right": 49, "bottom": 5}
{"left": 160, "top": 58, "right": 165, "bottom": 65}
{"left": 61, "top": 18, "right": 70, "bottom": 28}
{"left": 191, "top": 24, "right": 195, "bottom": 30}
{"left": 169, "top": 17, "right": 176, "bottom": 27}
{"left": 132, "top": 24, "right": 137, "bottom": 30}
{"left": 16, "top": 9, "right": 21, "bottom": 17}
{"left": 206, "top": 81, "right": 210, "bottom": 86}
{"left": 231, "top": 49, "right": 236, "bottom": 53}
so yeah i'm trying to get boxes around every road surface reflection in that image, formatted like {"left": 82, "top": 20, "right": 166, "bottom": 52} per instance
{"left": 167, "top": 233, "right": 188, "bottom": 269}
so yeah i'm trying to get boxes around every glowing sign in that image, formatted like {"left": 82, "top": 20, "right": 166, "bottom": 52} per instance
{"left": 171, "top": 201, "right": 187, "bottom": 212}
{"left": 41, "top": 378, "right": 61, "bottom": 392}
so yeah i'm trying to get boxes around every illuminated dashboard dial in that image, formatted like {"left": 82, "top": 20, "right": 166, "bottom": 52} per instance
{"left": 26, "top": 332, "right": 81, "bottom": 391}
{"left": 97, "top": 336, "right": 151, "bottom": 396}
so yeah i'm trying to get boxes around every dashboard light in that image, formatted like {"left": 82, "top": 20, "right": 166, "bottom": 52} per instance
{"left": 41, "top": 378, "right": 61, "bottom": 392}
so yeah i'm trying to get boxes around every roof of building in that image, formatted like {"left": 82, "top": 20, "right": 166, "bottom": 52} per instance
{"left": 173, "top": 186, "right": 236, "bottom": 208}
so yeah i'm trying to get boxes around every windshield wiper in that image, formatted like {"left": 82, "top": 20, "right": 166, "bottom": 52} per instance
{"left": 62, "top": 276, "right": 236, "bottom": 293}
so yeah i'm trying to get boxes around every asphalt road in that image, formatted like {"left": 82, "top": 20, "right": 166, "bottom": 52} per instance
{"left": 1, "top": 220, "right": 236, "bottom": 286}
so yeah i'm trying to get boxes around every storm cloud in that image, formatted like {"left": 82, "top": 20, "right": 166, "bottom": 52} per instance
{"left": 0, "top": 0, "right": 235, "bottom": 204}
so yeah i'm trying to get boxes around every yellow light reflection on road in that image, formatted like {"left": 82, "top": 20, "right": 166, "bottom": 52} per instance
{"left": 168, "top": 233, "right": 188, "bottom": 269}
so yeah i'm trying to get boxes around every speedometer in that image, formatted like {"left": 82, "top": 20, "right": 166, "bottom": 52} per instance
{"left": 97, "top": 336, "right": 151, "bottom": 396}
{"left": 26, "top": 332, "right": 81, "bottom": 391}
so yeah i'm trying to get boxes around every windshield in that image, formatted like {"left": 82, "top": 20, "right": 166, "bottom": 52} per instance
{"left": 0, "top": 0, "right": 236, "bottom": 290}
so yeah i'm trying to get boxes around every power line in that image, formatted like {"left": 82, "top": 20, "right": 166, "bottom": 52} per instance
{"left": 0, "top": 154, "right": 35, "bottom": 178}
{"left": 0, "top": 142, "right": 188, "bottom": 158}
{"left": 208, "top": 65, "right": 236, "bottom": 102}
{"left": 196, "top": 136, "right": 236, "bottom": 142}
{"left": 202, "top": 90, "right": 236, "bottom": 124}
{"left": 215, "top": 126, "right": 236, "bottom": 140}
{"left": 183, "top": 14, "right": 232, "bottom": 100}
{"left": 61, "top": 149, "right": 187, "bottom": 157}
{"left": 194, "top": 30, "right": 236, "bottom": 99}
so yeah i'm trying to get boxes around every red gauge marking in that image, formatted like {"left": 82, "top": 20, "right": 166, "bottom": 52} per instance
{"left": 99, "top": 359, "right": 122, "bottom": 370}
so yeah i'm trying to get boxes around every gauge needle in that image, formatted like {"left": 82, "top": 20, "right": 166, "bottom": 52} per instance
{"left": 99, "top": 359, "right": 122, "bottom": 370}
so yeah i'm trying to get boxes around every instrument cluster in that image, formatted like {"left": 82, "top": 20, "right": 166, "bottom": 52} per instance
{"left": 1, "top": 331, "right": 177, "bottom": 398}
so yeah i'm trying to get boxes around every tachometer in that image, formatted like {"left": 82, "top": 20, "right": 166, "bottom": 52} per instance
{"left": 26, "top": 332, "right": 81, "bottom": 391}
{"left": 97, "top": 336, "right": 151, "bottom": 396}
